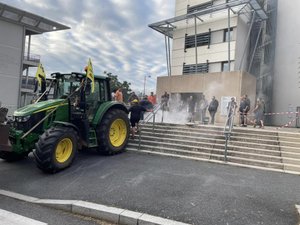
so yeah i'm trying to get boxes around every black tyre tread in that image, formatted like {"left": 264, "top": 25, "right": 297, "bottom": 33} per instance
{"left": 34, "top": 126, "right": 78, "bottom": 173}
{"left": 96, "top": 109, "right": 130, "bottom": 155}
{"left": 0, "top": 151, "right": 27, "bottom": 162}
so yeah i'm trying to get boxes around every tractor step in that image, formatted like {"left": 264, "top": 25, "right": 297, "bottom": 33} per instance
{"left": 88, "top": 130, "right": 98, "bottom": 148}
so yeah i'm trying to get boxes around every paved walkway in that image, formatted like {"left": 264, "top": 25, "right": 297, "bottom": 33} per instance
{"left": 0, "top": 151, "right": 299, "bottom": 225}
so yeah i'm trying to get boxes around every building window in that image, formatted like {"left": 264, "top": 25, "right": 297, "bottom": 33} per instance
{"left": 221, "top": 61, "right": 233, "bottom": 71}
{"left": 183, "top": 63, "right": 209, "bottom": 74}
{"left": 185, "top": 32, "right": 211, "bottom": 49}
{"left": 187, "top": 2, "right": 212, "bottom": 14}
{"left": 223, "top": 28, "right": 233, "bottom": 42}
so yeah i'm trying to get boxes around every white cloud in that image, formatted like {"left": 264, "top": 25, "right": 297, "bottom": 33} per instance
{"left": 2, "top": 0, "right": 175, "bottom": 94}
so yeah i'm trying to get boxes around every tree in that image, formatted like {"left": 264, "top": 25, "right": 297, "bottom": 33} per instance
{"left": 104, "top": 71, "right": 132, "bottom": 102}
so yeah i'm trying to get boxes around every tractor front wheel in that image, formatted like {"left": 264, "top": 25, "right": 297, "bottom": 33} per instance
{"left": 96, "top": 109, "right": 130, "bottom": 155}
{"left": 34, "top": 126, "right": 78, "bottom": 173}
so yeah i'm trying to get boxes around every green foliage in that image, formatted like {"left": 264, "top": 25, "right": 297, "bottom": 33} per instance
{"left": 104, "top": 71, "right": 132, "bottom": 102}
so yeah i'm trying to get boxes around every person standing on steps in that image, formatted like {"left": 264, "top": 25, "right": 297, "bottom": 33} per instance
{"left": 187, "top": 96, "right": 196, "bottom": 123}
{"left": 239, "top": 95, "right": 248, "bottom": 127}
{"left": 244, "top": 94, "right": 251, "bottom": 126}
{"left": 208, "top": 96, "right": 219, "bottom": 125}
{"left": 128, "top": 99, "right": 152, "bottom": 139}
{"left": 227, "top": 97, "right": 237, "bottom": 127}
{"left": 199, "top": 95, "right": 208, "bottom": 124}
{"left": 253, "top": 98, "right": 265, "bottom": 128}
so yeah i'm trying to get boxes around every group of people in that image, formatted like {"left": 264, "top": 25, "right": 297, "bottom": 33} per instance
{"left": 227, "top": 95, "right": 265, "bottom": 128}
{"left": 127, "top": 91, "right": 157, "bottom": 139}
{"left": 111, "top": 88, "right": 158, "bottom": 139}
{"left": 187, "top": 94, "right": 265, "bottom": 128}
{"left": 187, "top": 95, "right": 218, "bottom": 124}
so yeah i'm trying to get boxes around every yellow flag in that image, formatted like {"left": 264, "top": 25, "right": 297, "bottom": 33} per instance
{"left": 35, "top": 63, "right": 46, "bottom": 86}
{"left": 86, "top": 58, "right": 94, "bottom": 93}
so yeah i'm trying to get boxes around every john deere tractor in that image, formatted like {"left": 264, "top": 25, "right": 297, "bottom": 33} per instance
{"left": 0, "top": 72, "right": 130, "bottom": 173}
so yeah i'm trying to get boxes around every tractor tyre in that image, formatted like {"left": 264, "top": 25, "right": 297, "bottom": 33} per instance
{"left": 33, "top": 126, "right": 78, "bottom": 173}
{"left": 96, "top": 109, "right": 130, "bottom": 155}
{"left": 0, "top": 151, "right": 27, "bottom": 162}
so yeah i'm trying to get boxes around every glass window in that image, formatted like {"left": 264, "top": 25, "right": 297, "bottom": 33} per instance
{"left": 222, "top": 62, "right": 229, "bottom": 71}
{"left": 223, "top": 28, "right": 233, "bottom": 42}
{"left": 99, "top": 80, "right": 109, "bottom": 102}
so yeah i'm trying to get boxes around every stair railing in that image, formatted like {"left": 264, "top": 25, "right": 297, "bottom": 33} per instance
{"left": 138, "top": 103, "right": 162, "bottom": 151}
{"left": 224, "top": 104, "right": 236, "bottom": 162}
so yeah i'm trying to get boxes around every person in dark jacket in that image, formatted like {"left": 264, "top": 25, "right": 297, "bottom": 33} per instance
{"left": 139, "top": 96, "right": 153, "bottom": 120}
{"left": 208, "top": 96, "right": 219, "bottom": 125}
{"left": 239, "top": 95, "right": 248, "bottom": 126}
{"left": 128, "top": 92, "right": 139, "bottom": 105}
{"left": 128, "top": 99, "right": 147, "bottom": 139}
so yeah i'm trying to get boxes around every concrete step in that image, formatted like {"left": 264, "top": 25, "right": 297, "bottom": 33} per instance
{"left": 135, "top": 122, "right": 300, "bottom": 174}
{"left": 128, "top": 140, "right": 300, "bottom": 165}
{"left": 128, "top": 138, "right": 224, "bottom": 153}
{"left": 143, "top": 124, "right": 281, "bottom": 141}
{"left": 281, "top": 146, "right": 300, "bottom": 154}
{"left": 142, "top": 124, "right": 224, "bottom": 136}
{"left": 278, "top": 131, "right": 300, "bottom": 139}
{"left": 279, "top": 140, "right": 300, "bottom": 148}
{"left": 139, "top": 133, "right": 281, "bottom": 153}
{"left": 141, "top": 132, "right": 225, "bottom": 145}
{"left": 127, "top": 143, "right": 284, "bottom": 170}
{"left": 284, "top": 163, "right": 300, "bottom": 173}
{"left": 141, "top": 128, "right": 224, "bottom": 140}
{"left": 228, "top": 140, "right": 279, "bottom": 150}
{"left": 230, "top": 136, "right": 279, "bottom": 145}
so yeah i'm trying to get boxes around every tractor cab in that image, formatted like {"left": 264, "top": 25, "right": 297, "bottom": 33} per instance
{"left": 51, "top": 72, "right": 111, "bottom": 121}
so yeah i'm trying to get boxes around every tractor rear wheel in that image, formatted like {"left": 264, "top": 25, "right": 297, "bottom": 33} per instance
{"left": 34, "top": 126, "right": 78, "bottom": 173}
{"left": 0, "top": 151, "right": 27, "bottom": 162}
{"left": 96, "top": 109, "right": 129, "bottom": 155}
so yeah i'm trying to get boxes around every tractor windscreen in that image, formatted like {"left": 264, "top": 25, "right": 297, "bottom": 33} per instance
{"left": 54, "top": 74, "right": 82, "bottom": 99}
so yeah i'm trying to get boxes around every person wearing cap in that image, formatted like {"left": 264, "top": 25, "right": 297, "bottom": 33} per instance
{"left": 128, "top": 91, "right": 139, "bottom": 105}
{"left": 128, "top": 99, "right": 147, "bottom": 139}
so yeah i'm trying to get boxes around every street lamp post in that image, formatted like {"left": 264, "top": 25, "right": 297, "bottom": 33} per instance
{"left": 143, "top": 75, "right": 151, "bottom": 97}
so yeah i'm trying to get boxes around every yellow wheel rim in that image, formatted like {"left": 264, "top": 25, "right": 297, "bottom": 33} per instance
{"left": 55, "top": 138, "right": 73, "bottom": 163}
{"left": 109, "top": 119, "right": 127, "bottom": 147}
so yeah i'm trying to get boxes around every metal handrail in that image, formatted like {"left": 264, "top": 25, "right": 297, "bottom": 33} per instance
{"left": 224, "top": 104, "right": 236, "bottom": 161}
{"left": 138, "top": 103, "right": 162, "bottom": 150}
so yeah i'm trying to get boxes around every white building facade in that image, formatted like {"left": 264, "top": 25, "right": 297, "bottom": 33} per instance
{"left": 0, "top": 3, "right": 69, "bottom": 115}
{"left": 150, "top": 0, "right": 300, "bottom": 127}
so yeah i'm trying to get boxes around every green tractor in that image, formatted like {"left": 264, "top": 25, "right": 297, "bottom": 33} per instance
{"left": 0, "top": 72, "right": 130, "bottom": 173}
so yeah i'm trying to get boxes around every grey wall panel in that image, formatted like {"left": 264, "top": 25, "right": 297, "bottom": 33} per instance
{"left": 0, "top": 19, "right": 24, "bottom": 115}
{"left": 272, "top": 0, "right": 300, "bottom": 126}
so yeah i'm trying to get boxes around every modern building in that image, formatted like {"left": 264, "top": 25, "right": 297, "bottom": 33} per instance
{"left": 150, "top": 0, "right": 300, "bottom": 127}
{"left": 0, "top": 2, "right": 69, "bottom": 115}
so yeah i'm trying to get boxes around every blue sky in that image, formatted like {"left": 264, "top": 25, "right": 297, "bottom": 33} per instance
{"left": 2, "top": 0, "right": 175, "bottom": 94}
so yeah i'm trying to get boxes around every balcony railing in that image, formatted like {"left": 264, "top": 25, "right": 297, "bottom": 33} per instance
{"left": 23, "top": 52, "right": 40, "bottom": 63}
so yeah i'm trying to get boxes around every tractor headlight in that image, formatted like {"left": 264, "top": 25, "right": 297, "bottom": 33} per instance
{"left": 15, "top": 115, "right": 31, "bottom": 122}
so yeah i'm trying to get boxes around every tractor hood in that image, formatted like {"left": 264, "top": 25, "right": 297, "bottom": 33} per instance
{"left": 14, "top": 99, "right": 67, "bottom": 117}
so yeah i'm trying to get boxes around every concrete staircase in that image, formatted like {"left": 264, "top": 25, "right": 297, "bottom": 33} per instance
{"left": 126, "top": 123, "right": 300, "bottom": 174}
